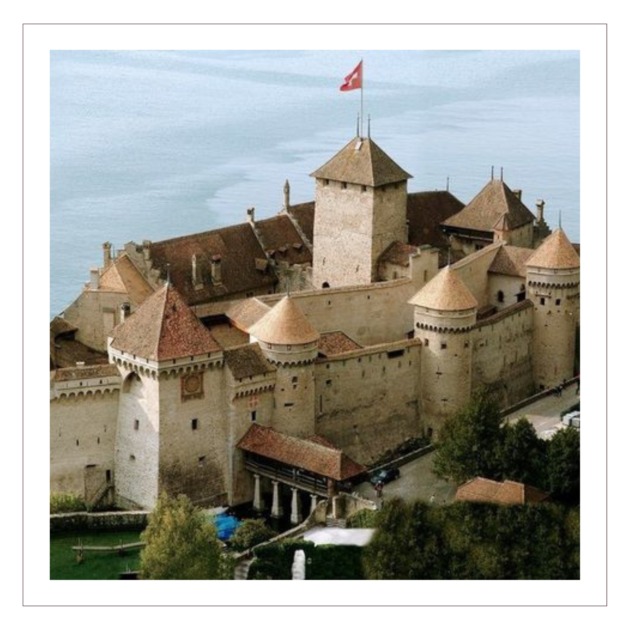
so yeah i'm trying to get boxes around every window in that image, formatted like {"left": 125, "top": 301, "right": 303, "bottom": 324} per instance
{"left": 497, "top": 290, "right": 504, "bottom": 303}
{"left": 134, "top": 419, "right": 139, "bottom": 431}
{"left": 556, "top": 298, "right": 561, "bottom": 306}
{"left": 540, "top": 297, "right": 546, "bottom": 305}
{"left": 341, "top": 182, "right": 347, "bottom": 189}
{"left": 250, "top": 410, "right": 257, "bottom": 422}
{"left": 424, "top": 338, "right": 429, "bottom": 346}
{"left": 440, "top": 342, "right": 447, "bottom": 349}
{"left": 191, "top": 418, "right": 198, "bottom": 430}
{"left": 198, "top": 456, "right": 206, "bottom": 467}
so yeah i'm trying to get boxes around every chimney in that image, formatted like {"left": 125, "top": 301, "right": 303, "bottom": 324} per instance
{"left": 536, "top": 199, "right": 545, "bottom": 223}
{"left": 513, "top": 189, "right": 522, "bottom": 201}
{"left": 120, "top": 302, "right": 131, "bottom": 323}
{"left": 102, "top": 241, "right": 112, "bottom": 268}
{"left": 89, "top": 268, "right": 99, "bottom": 290}
{"left": 142, "top": 240, "right": 152, "bottom": 262}
{"left": 192, "top": 254, "right": 198, "bottom": 285}
{"left": 246, "top": 207, "right": 255, "bottom": 223}
{"left": 211, "top": 255, "right": 222, "bottom": 285}
{"left": 283, "top": 180, "right": 290, "bottom": 211}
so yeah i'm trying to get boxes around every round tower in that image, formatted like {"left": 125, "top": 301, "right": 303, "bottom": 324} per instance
{"left": 408, "top": 267, "right": 478, "bottom": 435}
{"left": 249, "top": 296, "right": 320, "bottom": 437}
{"left": 526, "top": 228, "right": 580, "bottom": 390}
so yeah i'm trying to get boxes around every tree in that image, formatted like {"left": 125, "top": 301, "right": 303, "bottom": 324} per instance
{"left": 499, "top": 417, "right": 547, "bottom": 487}
{"left": 229, "top": 518, "right": 275, "bottom": 551}
{"left": 546, "top": 427, "right": 580, "bottom": 504}
{"left": 140, "top": 493, "right": 223, "bottom": 579}
{"left": 432, "top": 391, "right": 504, "bottom": 483}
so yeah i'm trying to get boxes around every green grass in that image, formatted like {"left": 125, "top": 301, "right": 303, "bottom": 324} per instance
{"left": 50, "top": 530, "right": 143, "bottom": 580}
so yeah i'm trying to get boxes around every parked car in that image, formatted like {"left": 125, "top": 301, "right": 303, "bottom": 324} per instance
{"left": 370, "top": 467, "right": 400, "bottom": 486}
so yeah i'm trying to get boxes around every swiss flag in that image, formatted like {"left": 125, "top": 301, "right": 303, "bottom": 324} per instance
{"left": 340, "top": 61, "right": 362, "bottom": 91}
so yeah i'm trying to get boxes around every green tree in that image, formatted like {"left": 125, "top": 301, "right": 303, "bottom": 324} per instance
{"left": 433, "top": 391, "right": 504, "bottom": 483}
{"left": 547, "top": 427, "right": 580, "bottom": 504}
{"left": 229, "top": 518, "right": 275, "bottom": 551}
{"left": 500, "top": 417, "right": 547, "bottom": 487}
{"left": 140, "top": 493, "right": 223, "bottom": 579}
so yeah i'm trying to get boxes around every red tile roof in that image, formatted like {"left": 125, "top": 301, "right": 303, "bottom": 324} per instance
{"left": 255, "top": 214, "right": 312, "bottom": 266}
{"left": 311, "top": 137, "right": 411, "bottom": 187}
{"left": 442, "top": 179, "right": 536, "bottom": 233}
{"left": 406, "top": 190, "right": 465, "bottom": 249}
{"left": 378, "top": 241, "right": 419, "bottom": 267}
{"left": 287, "top": 202, "right": 315, "bottom": 244}
{"left": 53, "top": 364, "right": 120, "bottom": 382}
{"left": 110, "top": 283, "right": 221, "bottom": 361}
{"left": 237, "top": 424, "right": 366, "bottom": 481}
{"left": 455, "top": 477, "right": 549, "bottom": 505}
{"left": 226, "top": 298, "right": 271, "bottom": 333}
{"left": 488, "top": 245, "right": 536, "bottom": 277}
{"left": 318, "top": 331, "right": 362, "bottom": 357}
{"left": 147, "top": 223, "right": 275, "bottom": 305}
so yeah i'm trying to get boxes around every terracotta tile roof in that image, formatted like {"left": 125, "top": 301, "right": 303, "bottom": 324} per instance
{"left": 99, "top": 254, "right": 154, "bottom": 305}
{"left": 110, "top": 283, "right": 221, "bottom": 361}
{"left": 406, "top": 190, "right": 465, "bottom": 248}
{"left": 455, "top": 477, "right": 549, "bottom": 505}
{"left": 226, "top": 298, "right": 271, "bottom": 332}
{"left": 287, "top": 202, "right": 315, "bottom": 244}
{"left": 53, "top": 363, "right": 120, "bottom": 382}
{"left": 441, "top": 179, "right": 536, "bottom": 233}
{"left": 147, "top": 223, "right": 276, "bottom": 306}
{"left": 224, "top": 344, "right": 276, "bottom": 380}
{"left": 311, "top": 137, "right": 412, "bottom": 187}
{"left": 409, "top": 266, "right": 478, "bottom": 311}
{"left": 237, "top": 424, "right": 366, "bottom": 481}
{"left": 488, "top": 245, "right": 535, "bottom": 277}
{"left": 249, "top": 296, "right": 319, "bottom": 345}
{"left": 318, "top": 331, "right": 362, "bottom": 357}
{"left": 526, "top": 228, "right": 580, "bottom": 270}
{"left": 378, "top": 241, "right": 419, "bottom": 267}
{"left": 254, "top": 215, "right": 312, "bottom": 265}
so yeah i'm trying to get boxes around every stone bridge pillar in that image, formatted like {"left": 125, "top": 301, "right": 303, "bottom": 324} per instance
{"left": 253, "top": 473, "right": 264, "bottom": 513}
{"left": 290, "top": 487, "right": 302, "bottom": 525}
{"left": 271, "top": 480, "right": 283, "bottom": 519}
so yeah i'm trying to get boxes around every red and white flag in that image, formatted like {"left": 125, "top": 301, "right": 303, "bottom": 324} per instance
{"left": 340, "top": 61, "right": 363, "bottom": 91}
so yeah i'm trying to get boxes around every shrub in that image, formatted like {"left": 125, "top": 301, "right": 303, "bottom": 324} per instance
{"left": 229, "top": 519, "right": 275, "bottom": 551}
{"left": 50, "top": 493, "right": 86, "bottom": 514}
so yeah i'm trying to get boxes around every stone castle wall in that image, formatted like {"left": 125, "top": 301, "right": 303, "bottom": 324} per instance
{"left": 314, "top": 340, "right": 422, "bottom": 464}
{"left": 471, "top": 302, "right": 535, "bottom": 407}
{"left": 50, "top": 390, "right": 119, "bottom": 499}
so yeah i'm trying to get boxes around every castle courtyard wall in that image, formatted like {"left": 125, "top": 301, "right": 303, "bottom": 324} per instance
{"left": 314, "top": 340, "right": 422, "bottom": 464}
{"left": 471, "top": 302, "right": 535, "bottom": 406}
{"left": 50, "top": 390, "right": 119, "bottom": 499}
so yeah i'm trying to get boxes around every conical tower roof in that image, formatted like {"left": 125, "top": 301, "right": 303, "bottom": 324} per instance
{"left": 110, "top": 283, "right": 221, "bottom": 361}
{"left": 526, "top": 228, "right": 580, "bottom": 270}
{"left": 310, "top": 137, "right": 411, "bottom": 187}
{"left": 249, "top": 296, "right": 319, "bottom": 345}
{"left": 442, "top": 179, "right": 536, "bottom": 232}
{"left": 409, "top": 266, "right": 478, "bottom": 311}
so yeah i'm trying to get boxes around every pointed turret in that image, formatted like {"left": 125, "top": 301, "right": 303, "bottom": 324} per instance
{"left": 526, "top": 228, "right": 580, "bottom": 390}
{"left": 409, "top": 267, "right": 477, "bottom": 434}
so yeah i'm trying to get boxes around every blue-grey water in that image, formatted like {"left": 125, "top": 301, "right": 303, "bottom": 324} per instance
{"left": 51, "top": 50, "right": 579, "bottom": 319}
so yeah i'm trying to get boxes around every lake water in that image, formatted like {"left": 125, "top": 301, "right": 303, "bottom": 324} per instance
{"left": 50, "top": 50, "right": 579, "bottom": 318}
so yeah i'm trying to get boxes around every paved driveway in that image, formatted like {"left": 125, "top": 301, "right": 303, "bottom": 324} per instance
{"left": 355, "top": 452, "right": 457, "bottom": 506}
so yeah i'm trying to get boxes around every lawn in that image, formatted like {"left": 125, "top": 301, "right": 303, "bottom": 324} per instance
{"left": 50, "top": 530, "right": 143, "bottom": 580}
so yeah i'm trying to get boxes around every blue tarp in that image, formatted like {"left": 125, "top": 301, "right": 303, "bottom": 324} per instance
{"left": 213, "top": 514, "right": 240, "bottom": 541}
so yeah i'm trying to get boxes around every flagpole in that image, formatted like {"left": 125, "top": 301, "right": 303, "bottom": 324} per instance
{"left": 360, "top": 58, "right": 364, "bottom": 138}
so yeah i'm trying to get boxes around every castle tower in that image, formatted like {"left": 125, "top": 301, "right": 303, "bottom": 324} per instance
{"left": 249, "top": 296, "right": 320, "bottom": 437}
{"left": 310, "top": 136, "right": 411, "bottom": 288}
{"left": 409, "top": 267, "right": 478, "bottom": 434}
{"left": 108, "top": 283, "right": 224, "bottom": 509}
{"left": 525, "top": 228, "right": 580, "bottom": 390}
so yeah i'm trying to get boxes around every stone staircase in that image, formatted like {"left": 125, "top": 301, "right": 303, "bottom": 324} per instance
{"left": 325, "top": 516, "right": 347, "bottom": 529}
{"left": 234, "top": 558, "right": 254, "bottom": 580}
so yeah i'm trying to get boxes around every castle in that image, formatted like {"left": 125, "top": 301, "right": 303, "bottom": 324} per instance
{"left": 50, "top": 134, "right": 580, "bottom": 514}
